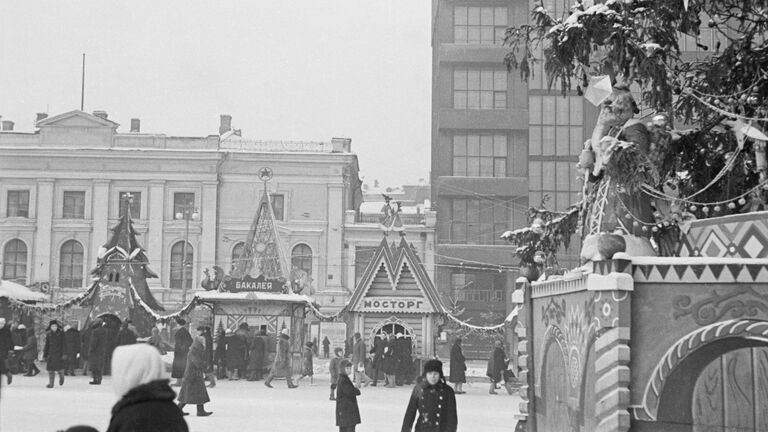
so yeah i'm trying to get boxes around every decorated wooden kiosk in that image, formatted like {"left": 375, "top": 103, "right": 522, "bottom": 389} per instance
{"left": 346, "top": 205, "right": 447, "bottom": 358}
{"left": 197, "top": 171, "right": 313, "bottom": 357}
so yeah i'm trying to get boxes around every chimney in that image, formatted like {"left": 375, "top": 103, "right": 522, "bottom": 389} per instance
{"left": 93, "top": 110, "right": 108, "bottom": 120}
{"left": 1, "top": 120, "right": 14, "bottom": 131}
{"left": 130, "top": 118, "right": 141, "bottom": 133}
{"left": 36, "top": 113, "right": 48, "bottom": 123}
{"left": 219, "top": 114, "right": 232, "bottom": 135}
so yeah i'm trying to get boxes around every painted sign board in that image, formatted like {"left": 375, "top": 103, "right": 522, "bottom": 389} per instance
{"left": 222, "top": 274, "right": 284, "bottom": 293}
{"left": 358, "top": 296, "right": 433, "bottom": 313}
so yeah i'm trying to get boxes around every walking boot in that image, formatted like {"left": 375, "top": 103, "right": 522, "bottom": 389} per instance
{"left": 264, "top": 376, "right": 273, "bottom": 388}
{"left": 59, "top": 371, "right": 65, "bottom": 386}
{"left": 287, "top": 378, "right": 298, "bottom": 389}
{"left": 197, "top": 404, "right": 213, "bottom": 417}
{"left": 178, "top": 403, "right": 189, "bottom": 416}
{"left": 489, "top": 382, "right": 498, "bottom": 394}
{"left": 46, "top": 372, "right": 55, "bottom": 388}
{"left": 6, "top": 372, "right": 11, "bottom": 385}
{"left": 207, "top": 374, "right": 216, "bottom": 388}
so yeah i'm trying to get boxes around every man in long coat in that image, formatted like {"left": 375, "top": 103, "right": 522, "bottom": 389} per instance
{"left": 264, "top": 328, "right": 297, "bottom": 388}
{"left": 89, "top": 321, "right": 107, "bottom": 384}
{"left": 178, "top": 334, "right": 212, "bottom": 417}
{"left": 247, "top": 328, "right": 266, "bottom": 381}
{"left": 43, "top": 320, "right": 67, "bottom": 388}
{"left": 486, "top": 340, "right": 508, "bottom": 395}
{"left": 396, "top": 333, "right": 413, "bottom": 386}
{"left": 382, "top": 334, "right": 397, "bottom": 388}
{"left": 172, "top": 319, "right": 193, "bottom": 386}
{"left": 448, "top": 338, "right": 466, "bottom": 394}
{"left": 369, "top": 335, "right": 385, "bottom": 386}
{"left": 21, "top": 326, "right": 40, "bottom": 376}
{"left": 352, "top": 332, "right": 372, "bottom": 388}
{"left": 0, "top": 318, "right": 13, "bottom": 384}
{"left": 116, "top": 321, "right": 137, "bottom": 347}
{"left": 63, "top": 324, "right": 81, "bottom": 376}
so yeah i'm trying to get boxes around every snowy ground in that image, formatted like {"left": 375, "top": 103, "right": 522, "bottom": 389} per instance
{"left": 0, "top": 374, "right": 520, "bottom": 432}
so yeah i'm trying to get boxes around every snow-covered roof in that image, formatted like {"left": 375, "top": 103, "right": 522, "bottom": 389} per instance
{"left": 195, "top": 291, "right": 315, "bottom": 303}
{"left": 0, "top": 280, "right": 47, "bottom": 302}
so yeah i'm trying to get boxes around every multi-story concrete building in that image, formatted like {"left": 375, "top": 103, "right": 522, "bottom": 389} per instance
{"left": 431, "top": 0, "right": 590, "bottom": 356}
{"left": 0, "top": 110, "right": 363, "bottom": 310}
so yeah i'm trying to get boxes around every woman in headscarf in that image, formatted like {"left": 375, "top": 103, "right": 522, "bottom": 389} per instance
{"left": 401, "top": 359, "right": 458, "bottom": 432}
{"left": 177, "top": 333, "right": 212, "bottom": 417}
{"left": 43, "top": 320, "right": 67, "bottom": 388}
{"left": 107, "top": 344, "right": 188, "bottom": 432}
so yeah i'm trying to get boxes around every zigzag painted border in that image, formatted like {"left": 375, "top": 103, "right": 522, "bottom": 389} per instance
{"left": 590, "top": 258, "right": 768, "bottom": 283}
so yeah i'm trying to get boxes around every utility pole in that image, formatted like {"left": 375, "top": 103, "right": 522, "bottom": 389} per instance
{"left": 80, "top": 53, "right": 86, "bottom": 111}
{"left": 175, "top": 203, "right": 199, "bottom": 308}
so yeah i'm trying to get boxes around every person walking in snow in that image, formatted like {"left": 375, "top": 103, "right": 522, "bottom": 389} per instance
{"left": 178, "top": 333, "right": 213, "bottom": 417}
{"left": 107, "top": 344, "right": 188, "bottom": 432}
{"left": 329, "top": 347, "right": 343, "bottom": 400}
{"left": 264, "top": 328, "right": 297, "bottom": 388}
{"left": 352, "top": 333, "right": 372, "bottom": 388}
{"left": 171, "top": 318, "right": 193, "bottom": 387}
{"left": 336, "top": 359, "right": 361, "bottom": 432}
{"left": 401, "top": 359, "right": 458, "bottom": 432}
{"left": 21, "top": 325, "right": 40, "bottom": 377}
{"left": 63, "top": 324, "right": 81, "bottom": 376}
{"left": 246, "top": 328, "right": 266, "bottom": 381}
{"left": 486, "top": 340, "right": 508, "bottom": 395}
{"left": 43, "top": 320, "right": 67, "bottom": 388}
{"left": 297, "top": 341, "right": 314, "bottom": 385}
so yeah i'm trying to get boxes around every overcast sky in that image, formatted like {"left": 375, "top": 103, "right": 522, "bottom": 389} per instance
{"left": 0, "top": 1, "right": 432, "bottom": 187}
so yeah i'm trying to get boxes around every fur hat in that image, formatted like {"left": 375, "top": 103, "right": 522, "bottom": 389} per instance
{"left": 423, "top": 359, "right": 444, "bottom": 376}
{"left": 340, "top": 359, "right": 352, "bottom": 369}
{"left": 48, "top": 320, "right": 60, "bottom": 329}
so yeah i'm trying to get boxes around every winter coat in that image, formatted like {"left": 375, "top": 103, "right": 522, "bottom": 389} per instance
{"left": 247, "top": 335, "right": 266, "bottom": 371}
{"left": 178, "top": 339, "right": 210, "bottom": 405}
{"left": 0, "top": 325, "right": 12, "bottom": 360}
{"left": 203, "top": 331, "right": 214, "bottom": 373}
{"left": 352, "top": 338, "right": 367, "bottom": 369}
{"left": 224, "top": 333, "right": 247, "bottom": 369}
{"left": 383, "top": 339, "right": 397, "bottom": 374}
{"left": 397, "top": 338, "right": 413, "bottom": 374}
{"left": 448, "top": 343, "right": 466, "bottom": 384}
{"left": 214, "top": 331, "right": 226, "bottom": 365}
{"left": 64, "top": 328, "right": 81, "bottom": 360}
{"left": 171, "top": 327, "right": 193, "bottom": 379}
{"left": 107, "top": 379, "right": 189, "bottom": 432}
{"left": 88, "top": 326, "right": 107, "bottom": 369}
{"left": 301, "top": 346, "right": 313, "bottom": 376}
{"left": 401, "top": 380, "right": 458, "bottom": 432}
{"left": 81, "top": 328, "right": 91, "bottom": 359}
{"left": 329, "top": 357, "right": 342, "bottom": 385}
{"left": 13, "top": 328, "right": 26, "bottom": 347}
{"left": 271, "top": 334, "right": 291, "bottom": 376}
{"left": 336, "top": 373, "right": 361, "bottom": 427}
{"left": 116, "top": 328, "right": 137, "bottom": 346}
{"left": 44, "top": 329, "right": 67, "bottom": 371}
{"left": 322, "top": 337, "right": 330, "bottom": 354}
{"left": 21, "top": 332, "right": 38, "bottom": 361}
{"left": 486, "top": 347, "right": 507, "bottom": 383}
{"left": 370, "top": 337, "right": 385, "bottom": 368}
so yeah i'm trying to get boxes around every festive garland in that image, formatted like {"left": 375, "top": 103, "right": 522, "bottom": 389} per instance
{"left": 443, "top": 307, "right": 519, "bottom": 335}
{"left": 128, "top": 279, "right": 205, "bottom": 324}
{"left": 5, "top": 282, "right": 97, "bottom": 313}
{"left": 306, "top": 301, "right": 349, "bottom": 322}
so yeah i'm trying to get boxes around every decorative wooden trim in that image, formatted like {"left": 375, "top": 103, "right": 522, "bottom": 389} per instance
{"left": 593, "top": 327, "right": 631, "bottom": 432}
{"left": 530, "top": 273, "right": 590, "bottom": 298}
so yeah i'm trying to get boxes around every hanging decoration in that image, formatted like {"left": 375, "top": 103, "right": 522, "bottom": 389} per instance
{"left": 305, "top": 301, "right": 349, "bottom": 322}
{"left": 127, "top": 279, "right": 205, "bottom": 324}
{"left": 443, "top": 306, "right": 519, "bottom": 335}
{"left": 6, "top": 282, "right": 97, "bottom": 313}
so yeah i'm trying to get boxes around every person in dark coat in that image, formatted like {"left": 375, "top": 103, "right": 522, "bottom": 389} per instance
{"left": 116, "top": 321, "right": 137, "bottom": 347}
{"left": 199, "top": 326, "right": 216, "bottom": 388}
{"left": 382, "top": 334, "right": 397, "bottom": 388}
{"left": 224, "top": 328, "right": 247, "bottom": 380}
{"left": 0, "top": 318, "right": 13, "bottom": 384}
{"left": 352, "top": 332, "right": 372, "bottom": 388}
{"left": 214, "top": 327, "right": 227, "bottom": 379}
{"left": 43, "top": 320, "right": 67, "bottom": 388}
{"left": 401, "top": 359, "right": 458, "bottom": 432}
{"left": 21, "top": 326, "right": 40, "bottom": 376}
{"left": 486, "top": 340, "right": 508, "bottom": 395}
{"left": 322, "top": 336, "right": 330, "bottom": 359}
{"left": 369, "top": 335, "right": 385, "bottom": 386}
{"left": 297, "top": 341, "right": 314, "bottom": 384}
{"left": 89, "top": 321, "right": 107, "bottom": 384}
{"left": 329, "top": 347, "right": 343, "bottom": 400}
{"left": 177, "top": 335, "right": 212, "bottom": 417}
{"left": 80, "top": 326, "right": 91, "bottom": 376}
{"left": 336, "top": 359, "right": 361, "bottom": 432}
{"left": 395, "top": 333, "right": 413, "bottom": 386}
{"left": 264, "top": 328, "right": 297, "bottom": 388}
{"left": 171, "top": 319, "right": 193, "bottom": 386}
{"left": 246, "top": 328, "right": 266, "bottom": 381}
{"left": 234, "top": 323, "right": 250, "bottom": 379}
{"left": 104, "top": 320, "right": 119, "bottom": 376}
{"left": 448, "top": 338, "right": 466, "bottom": 394}
{"left": 148, "top": 327, "right": 171, "bottom": 355}
{"left": 344, "top": 337, "right": 353, "bottom": 357}
{"left": 63, "top": 325, "right": 81, "bottom": 376}
{"left": 107, "top": 344, "right": 189, "bottom": 432}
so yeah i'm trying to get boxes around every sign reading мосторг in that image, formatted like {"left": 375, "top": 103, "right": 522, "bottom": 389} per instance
{"left": 359, "top": 296, "right": 433, "bottom": 313}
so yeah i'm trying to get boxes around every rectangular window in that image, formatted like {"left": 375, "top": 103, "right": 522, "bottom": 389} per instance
{"left": 450, "top": 271, "right": 506, "bottom": 303}
{"left": 452, "top": 133, "right": 507, "bottom": 177}
{"left": 62, "top": 191, "right": 86, "bottom": 219}
{"left": 453, "top": 67, "right": 507, "bottom": 109}
{"left": 454, "top": 6, "right": 508, "bottom": 45}
{"left": 173, "top": 193, "right": 195, "bottom": 218}
{"left": 119, "top": 192, "right": 141, "bottom": 219}
{"left": 270, "top": 194, "right": 285, "bottom": 221}
{"left": 6, "top": 190, "right": 29, "bottom": 218}
{"left": 449, "top": 198, "right": 508, "bottom": 245}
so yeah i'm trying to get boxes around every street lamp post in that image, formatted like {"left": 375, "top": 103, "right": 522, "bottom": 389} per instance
{"left": 175, "top": 204, "right": 199, "bottom": 308}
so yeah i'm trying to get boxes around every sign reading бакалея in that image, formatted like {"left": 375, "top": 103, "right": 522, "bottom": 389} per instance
{"left": 360, "top": 296, "right": 433, "bottom": 313}
{"left": 223, "top": 274, "right": 285, "bottom": 293}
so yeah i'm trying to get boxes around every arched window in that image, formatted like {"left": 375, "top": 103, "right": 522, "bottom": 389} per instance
{"left": 59, "top": 240, "right": 84, "bottom": 288}
{"left": 2, "top": 239, "right": 27, "bottom": 283}
{"left": 170, "top": 241, "right": 193, "bottom": 289}
{"left": 291, "top": 244, "right": 312, "bottom": 277}
{"left": 231, "top": 242, "right": 245, "bottom": 269}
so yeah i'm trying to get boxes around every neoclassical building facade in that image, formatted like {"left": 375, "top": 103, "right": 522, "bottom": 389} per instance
{"left": 0, "top": 110, "right": 366, "bottom": 309}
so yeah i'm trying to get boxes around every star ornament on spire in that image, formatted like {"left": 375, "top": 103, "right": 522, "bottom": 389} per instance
{"left": 258, "top": 167, "right": 273, "bottom": 182}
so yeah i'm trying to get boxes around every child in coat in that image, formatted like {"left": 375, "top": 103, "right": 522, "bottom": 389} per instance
{"left": 297, "top": 341, "right": 314, "bottom": 385}
{"left": 328, "top": 347, "right": 343, "bottom": 400}
{"left": 336, "top": 359, "right": 361, "bottom": 432}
